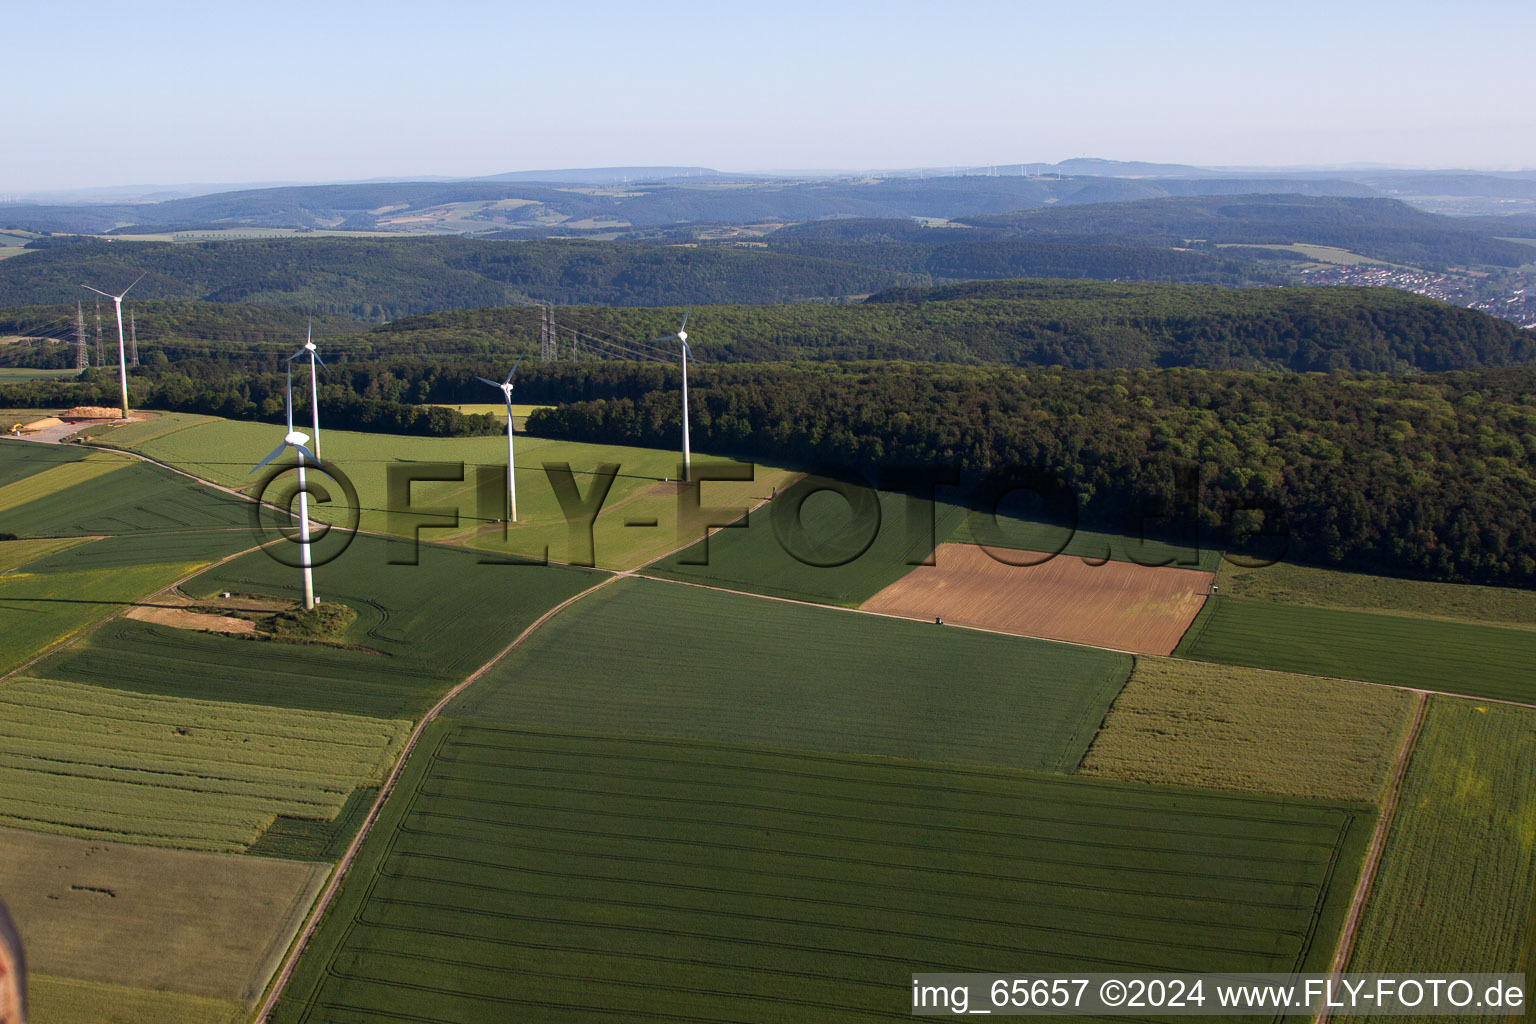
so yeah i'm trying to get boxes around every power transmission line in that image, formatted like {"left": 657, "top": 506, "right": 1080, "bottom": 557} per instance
{"left": 76, "top": 302, "right": 88, "bottom": 369}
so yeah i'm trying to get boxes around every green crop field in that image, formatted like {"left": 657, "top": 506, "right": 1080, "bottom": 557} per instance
{"left": 0, "top": 827, "right": 325, "bottom": 1006}
{"left": 1349, "top": 698, "right": 1536, "bottom": 990}
{"left": 0, "top": 536, "right": 88, "bottom": 572}
{"left": 0, "top": 450, "right": 131, "bottom": 510}
{"left": 1217, "top": 559, "right": 1536, "bottom": 631}
{"left": 89, "top": 410, "right": 213, "bottom": 448}
{"left": 0, "top": 438, "right": 90, "bottom": 488}
{"left": 0, "top": 457, "right": 253, "bottom": 536}
{"left": 181, "top": 533, "right": 603, "bottom": 685}
{"left": 101, "top": 413, "right": 792, "bottom": 569}
{"left": 10, "top": 529, "right": 252, "bottom": 572}
{"left": 36, "top": 534, "right": 600, "bottom": 718}
{"left": 0, "top": 676, "right": 410, "bottom": 851}
{"left": 1080, "top": 658, "right": 1416, "bottom": 802}
{"left": 271, "top": 723, "right": 1371, "bottom": 1024}
{"left": 0, "top": 558, "right": 207, "bottom": 674}
{"left": 29, "top": 975, "right": 243, "bottom": 1024}
{"left": 456, "top": 576, "right": 1133, "bottom": 773}
{"left": 646, "top": 482, "right": 974, "bottom": 605}
{"left": 1175, "top": 597, "right": 1536, "bottom": 704}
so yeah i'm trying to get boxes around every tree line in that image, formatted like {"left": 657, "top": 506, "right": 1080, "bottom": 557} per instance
{"left": 525, "top": 362, "right": 1536, "bottom": 588}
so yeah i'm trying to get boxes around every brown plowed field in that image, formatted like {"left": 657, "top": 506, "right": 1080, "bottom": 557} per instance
{"left": 861, "top": 543, "right": 1213, "bottom": 655}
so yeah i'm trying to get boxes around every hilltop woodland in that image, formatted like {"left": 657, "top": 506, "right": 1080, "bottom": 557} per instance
{"left": 3, "top": 273, "right": 1534, "bottom": 588}
{"left": 6, "top": 354, "right": 1534, "bottom": 589}
{"left": 3, "top": 194, "right": 1533, "bottom": 316}
{"left": 5, "top": 283, "right": 1532, "bottom": 373}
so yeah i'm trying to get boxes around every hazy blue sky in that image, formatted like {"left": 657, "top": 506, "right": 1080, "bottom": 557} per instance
{"left": 9, "top": 0, "right": 1534, "bottom": 192}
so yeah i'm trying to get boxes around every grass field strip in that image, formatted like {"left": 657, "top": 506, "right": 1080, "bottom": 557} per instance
{"left": 0, "top": 677, "right": 409, "bottom": 852}
{"left": 252, "top": 573, "right": 627, "bottom": 1022}
{"left": 1318, "top": 692, "right": 1427, "bottom": 1016}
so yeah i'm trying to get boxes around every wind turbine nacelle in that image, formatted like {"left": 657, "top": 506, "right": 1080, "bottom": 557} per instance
{"left": 285, "top": 431, "right": 311, "bottom": 446}
{"left": 677, "top": 330, "right": 688, "bottom": 344}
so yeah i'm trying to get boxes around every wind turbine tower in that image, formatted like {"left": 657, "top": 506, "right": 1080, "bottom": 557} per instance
{"left": 650, "top": 307, "right": 695, "bottom": 481}
{"left": 252, "top": 367, "right": 320, "bottom": 609}
{"left": 82, "top": 273, "right": 145, "bottom": 419}
{"left": 476, "top": 357, "right": 524, "bottom": 522}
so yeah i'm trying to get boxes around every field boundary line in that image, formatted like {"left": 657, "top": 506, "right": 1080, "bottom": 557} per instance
{"left": 0, "top": 538, "right": 274, "bottom": 689}
{"left": 634, "top": 571, "right": 1147, "bottom": 657}
{"left": 251, "top": 571, "right": 625, "bottom": 1023}
{"left": 1314, "top": 689, "right": 1428, "bottom": 1024}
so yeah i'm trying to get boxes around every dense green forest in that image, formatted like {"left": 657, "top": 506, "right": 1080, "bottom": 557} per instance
{"left": 8, "top": 358, "right": 1532, "bottom": 586}
{"left": 4, "top": 282, "right": 1530, "bottom": 374}
{"left": 765, "top": 230, "right": 1282, "bottom": 286}
{"left": 0, "top": 238, "right": 917, "bottom": 315}
{"left": 523, "top": 363, "right": 1536, "bottom": 587}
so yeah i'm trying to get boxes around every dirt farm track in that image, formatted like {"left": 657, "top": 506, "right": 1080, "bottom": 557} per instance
{"left": 861, "top": 543, "right": 1214, "bottom": 655}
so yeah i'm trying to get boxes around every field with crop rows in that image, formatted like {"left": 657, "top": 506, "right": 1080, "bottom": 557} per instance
{"left": 0, "top": 676, "right": 409, "bottom": 850}
{"left": 0, "top": 458, "right": 252, "bottom": 536}
{"left": 35, "top": 535, "right": 599, "bottom": 717}
{"left": 1175, "top": 597, "right": 1536, "bottom": 704}
{"left": 99, "top": 413, "right": 791, "bottom": 569}
{"left": 0, "top": 450, "right": 130, "bottom": 510}
{"left": 453, "top": 576, "right": 1131, "bottom": 772}
{"left": 0, "top": 438, "right": 90, "bottom": 488}
{"left": 1216, "top": 559, "right": 1536, "bottom": 630}
{"left": 12, "top": 529, "right": 252, "bottom": 572}
{"left": 0, "top": 827, "right": 324, "bottom": 1005}
{"left": 271, "top": 723, "right": 1371, "bottom": 1024}
{"left": 1080, "top": 658, "right": 1416, "bottom": 802}
{"left": 0, "top": 558, "right": 207, "bottom": 674}
{"left": 0, "top": 536, "right": 87, "bottom": 572}
{"left": 1349, "top": 699, "right": 1536, "bottom": 992}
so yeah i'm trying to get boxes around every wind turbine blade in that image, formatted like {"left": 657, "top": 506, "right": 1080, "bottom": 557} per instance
{"left": 306, "top": 313, "right": 313, "bottom": 347}
{"left": 251, "top": 441, "right": 288, "bottom": 474}
{"left": 505, "top": 355, "right": 522, "bottom": 384}
{"left": 287, "top": 348, "right": 307, "bottom": 362}
{"left": 82, "top": 284, "right": 112, "bottom": 299}
{"left": 312, "top": 350, "right": 326, "bottom": 369}
{"left": 292, "top": 443, "right": 319, "bottom": 465}
{"left": 475, "top": 376, "right": 502, "bottom": 388}
{"left": 679, "top": 305, "right": 689, "bottom": 331}
{"left": 285, "top": 366, "right": 293, "bottom": 433}
{"left": 650, "top": 335, "right": 675, "bottom": 344}
{"left": 118, "top": 272, "right": 147, "bottom": 298}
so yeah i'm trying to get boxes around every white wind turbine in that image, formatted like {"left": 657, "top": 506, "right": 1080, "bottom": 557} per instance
{"left": 288, "top": 316, "right": 325, "bottom": 460}
{"left": 251, "top": 365, "right": 321, "bottom": 609}
{"left": 81, "top": 272, "right": 146, "bottom": 419}
{"left": 476, "top": 356, "right": 523, "bottom": 522}
{"left": 650, "top": 306, "right": 695, "bottom": 481}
